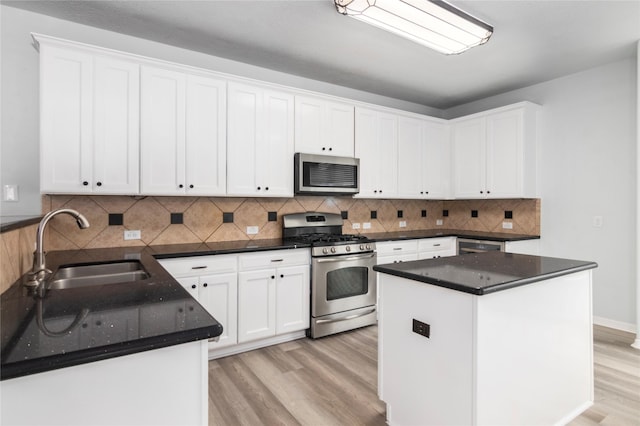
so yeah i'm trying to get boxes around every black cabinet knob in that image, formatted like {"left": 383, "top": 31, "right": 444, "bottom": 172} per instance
{"left": 265, "top": 187, "right": 269, "bottom": 191}
{"left": 322, "top": 147, "right": 326, "bottom": 151}
{"left": 179, "top": 184, "right": 184, "bottom": 189}
{"left": 280, "top": 274, "right": 284, "bottom": 278}
{"left": 420, "top": 191, "right": 423, "bottom": 194}
{"left": 257, "top": 186, "right": 261, "bottom": 190}
{"left": 96, "top": 182, "right": 102, "bottom": 187}
{"left": 82, "top": 181, "right": 89, "bottom": 186}
{"left": 480, "top": 190, "right": 484, "bottom": 194}
{"left": 487, "top": 190, "right": 491, "bottom": 194}
{"left": 203, "top": 283, "right": 208, "bottom": 287}
{"left": 379, "top": 190, "right": 382, "bottom": 194}
{"left": 271, "top": 275, "right": 275, "bottom": 279}
{"left": 374, "top": 190, "right": 378, "bottom": 193}
{"left": 189, "top": 184, "right": 194, "bottom": 189}
{"left": 191, "top": 284, "right": 196, "bottom": 289}
{"left": 329, "top": 147, "right": 332, "bottom": 151}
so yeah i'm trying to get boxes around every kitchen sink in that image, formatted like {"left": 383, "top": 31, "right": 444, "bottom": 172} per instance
{"left": 47, "top": 261, "right": 150, "bottom": 290}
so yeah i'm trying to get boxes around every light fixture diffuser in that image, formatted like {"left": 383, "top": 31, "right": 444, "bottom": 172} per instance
{"left": 334, "top": 0, "right": 493, "bottom": 55}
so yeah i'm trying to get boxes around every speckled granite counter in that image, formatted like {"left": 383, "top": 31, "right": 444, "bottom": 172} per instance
{"left": 363, "top": 229, "right": 539, "bottom": 242}
{"left": 373, "top": 251, "right": 597, "bottom": 295}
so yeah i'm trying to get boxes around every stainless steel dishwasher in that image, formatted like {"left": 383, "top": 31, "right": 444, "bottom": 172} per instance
{"left": 457, "top": 238, "right": 505, "bottom": 254}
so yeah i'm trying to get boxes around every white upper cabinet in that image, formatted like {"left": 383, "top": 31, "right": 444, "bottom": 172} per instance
{"left": 294, "top": 95, "right": 355, "bottom": 157}
{"left": 140, "top": 66, "right": 226, "bottom": 195}
{"left": 39, "top": 41, "right": 140, "bottom": 194}
{"left": 452, "top": 103, "right": 538, "bottom": 199}
{"left": 227, "top": 82, "right": 294, "bottom": 197}
{"left": 397, "top": 116, "right": 451, "bottom": 199}
{"left": 355, "top": 107, "right": 398, "bottom": 198}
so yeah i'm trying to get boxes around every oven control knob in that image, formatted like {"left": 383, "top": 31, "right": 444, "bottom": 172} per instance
{"left": 366, "top": 244, "right": 371, "bottom": 250}
{"left": 322, "top": 248, "right": 328, "bottom": 254}
{"left": 330, "top": 247, "right": 337, "bottom": 253}
{"left": 345, "top": 246, "right": 351, "bottom": 252}
{"left": 360, "top": 244, "right": 365, "bottom": 250}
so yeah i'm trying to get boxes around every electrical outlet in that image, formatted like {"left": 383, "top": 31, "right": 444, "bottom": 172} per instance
{"left": 502, "top": 222, "right": 513, "bottom": 229}
{"left": 352, "top": 223, "right": 361, "bottom": 229}
{"left": 436, "top": 219, "right": 443, "bottom": 226}
{"left": 246, "top": 226, "right": 259, "bottom": 235}
{"left": 412, "top": 319, "right": 430, "bottom": 338}
{"left": 399, "top": 221, "right": 407, "bottom": 228}
{"left": 363, "top": 222, "right": 371, "bottom": 229}
{"left": 3, "top": 185, "right": 18, "bottom": 202}
{"left": 124, "top": 230, "right": 141, "bottom": 240}
{"left": 593, "top": 216, "right": 603, "bottom": 228}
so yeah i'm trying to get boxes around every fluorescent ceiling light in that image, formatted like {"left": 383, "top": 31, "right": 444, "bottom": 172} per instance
{"left": 334, "top": 0, "right": 493, "bottom": 55}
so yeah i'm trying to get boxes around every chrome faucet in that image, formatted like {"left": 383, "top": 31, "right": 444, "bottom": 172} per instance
{"left": 25, "top": 208, "right": 90, "bottom": 288}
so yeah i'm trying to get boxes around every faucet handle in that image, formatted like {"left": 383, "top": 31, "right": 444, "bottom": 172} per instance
{"left": 24, "top": 268, "right": 52, "bottom": 288}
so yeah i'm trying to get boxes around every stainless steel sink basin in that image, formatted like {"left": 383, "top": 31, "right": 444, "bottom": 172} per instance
{"left": 48, "top": 261, "right": 149, "bottom": 290}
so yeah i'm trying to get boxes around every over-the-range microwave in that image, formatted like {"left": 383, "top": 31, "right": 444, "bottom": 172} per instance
{"left": 294, "top": 153, "right": 360, "bottom": 196}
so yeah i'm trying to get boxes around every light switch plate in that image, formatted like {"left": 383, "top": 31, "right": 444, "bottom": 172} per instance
{"left": 3, "top": 185, "right": 18, "bottom": 202}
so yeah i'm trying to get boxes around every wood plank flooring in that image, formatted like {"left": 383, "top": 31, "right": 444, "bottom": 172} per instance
{"left": 208, "top": 325, "right": 639, "bottom": 425}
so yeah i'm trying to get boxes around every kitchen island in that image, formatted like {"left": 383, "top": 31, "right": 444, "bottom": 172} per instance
{"left": 374, "top": 251, "right": 597, "bottom": 426}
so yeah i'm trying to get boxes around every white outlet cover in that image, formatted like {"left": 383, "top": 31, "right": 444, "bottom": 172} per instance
{"left": 363, "top": 222, "right": 371, "bottom": 229}
{"left": 352, "top": 223, "right": 361, "bottom": 229}
{"left": 246, "top": 226, "right": 259, "bottom": 234}
{"left": 399, "top": 221, "right": 407, "bottom": 228}
{"left": 124, "top": 230, "right": 141, "bottom": 240}
{"left": 436, "top": 219, "right": 443, "bottom": 226}
{"left": 502, "top": 222, "right": 513, "bottom": 229}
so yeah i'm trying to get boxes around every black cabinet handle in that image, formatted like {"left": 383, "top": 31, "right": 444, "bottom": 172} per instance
{"left": 265, "top": 187, "right": 269, "bottom": 191}
{"left": 328, "top": 147, "right": 332, "bottom": 151}
{"left": 189, "top": 184, "right": 194, "bottom": 189}
{"left": 280, "top": 274, "right": 284, "bottom": 278}
{"left": 96, "top": 182, "right": 102, "bottom": 187}
{"left": 203, "top": 283, "right": 208, "bottom": 287}
{"left": 487, "top": 190, "right": 491, "bottom": 194}
{"left": 191, "top": 284, "right": 196, "bottom": 289}
{"left": 257, "top": 186, "right": 261, "bottom": 190}
{"left": 322, "top": 147, "right": 326, "bottom": 151}
{"left": 179, "top": 184, "right": 184, "bottom": 189}
{"left": 480, "top": 190, "right": 484, "bottom": 194}
{"left": 271, "top": 275, "right": 275, "bottom": 279}
{"left": 82, "top": 181, "right": 89, "bottom": 186}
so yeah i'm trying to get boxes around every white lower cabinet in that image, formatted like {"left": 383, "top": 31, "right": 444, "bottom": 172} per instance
{"left": 238, "top": 249, "right": 310, "bottom": 343}
{"left": 417, "top": 237, "right": 457, "bottom": 259}
{"left": 158, "top": 254, "right": 238, "bottom": 350}
{"left": 159, "top": 248, "right": 310, "bottom": 356}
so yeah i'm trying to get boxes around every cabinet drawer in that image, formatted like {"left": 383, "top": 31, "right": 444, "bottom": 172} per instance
{"left": 238, "top": 249, "right": 310, "bottom": 271}
{"left": 377, "top": 253, "right": 418, "bottom": 265}
{"left": 418, "top": 237, "right": 455, "bottom": 253}
{"left": 376, "top": 240, "right": 418, "bottom": 256}
{"left": 159, "top": 254, "right": 238, "bottom": 277}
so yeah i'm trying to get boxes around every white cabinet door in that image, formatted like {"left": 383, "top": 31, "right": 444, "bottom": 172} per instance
{"left": 355, "top": 107, "right": 398, "bottom": 198}
{"left": 227, "top": 82, "right": 294, "bottom": 197}
{"left": 422, "top": 121, "right": 451, "bottom": 199}
{"left": 185, "top": 75, "right": 227, "bottom": 195}
{"left": 40, "top": 45, "right": 139, "bottom": 194}
{"left": 199, "top": 272, "right": 238, "bottom": 348}
{"left": 275, "top": 264, "right": 310, "bottom": 334}
{"left": 396, "top": 116, "right": 424, "bottom": 198}
{"left": 486, "top": 109, "right": 523, "bottom": 198}
{"left": 140, "top": 66, "right": 186, "bottom": 195}
{"left": 40, "top": 46, "right": 93, "bottom": 194}
{"left": 93, "top": 56, "right": 140, "bottom": 194}
{"left": 452, "top": 117, "right": 486, "bottom": 198}
{"left": 141, "top": 67, "right": 227, "bottom": 196}
{"left": 294, "top": 96, "right": 354, "bottom": 157}
{"left": 238, "top": 269, "right": 276, "bottom": 343}
{"left": 452, "top": 103, "right": 537, "bottom": 199}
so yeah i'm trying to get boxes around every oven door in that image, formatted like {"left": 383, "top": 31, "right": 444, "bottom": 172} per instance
{"left": 311, "top": 252, "right": 376, "bottom": 318}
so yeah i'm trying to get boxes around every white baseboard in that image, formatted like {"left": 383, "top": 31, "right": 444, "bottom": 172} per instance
{"left": 593, "top": 316, "right": 637, "bottom": 334}
{"left": 207, "top": 330, "right": 307, "bottom": 360}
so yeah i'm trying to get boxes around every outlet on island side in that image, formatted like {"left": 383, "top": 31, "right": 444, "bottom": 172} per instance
{"left": 412, "top": 319, "right": 430, "bottom": 338}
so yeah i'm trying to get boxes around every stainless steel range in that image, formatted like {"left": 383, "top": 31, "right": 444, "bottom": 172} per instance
{"left": 283, "top": 212, "right": 377, "bottom": 339}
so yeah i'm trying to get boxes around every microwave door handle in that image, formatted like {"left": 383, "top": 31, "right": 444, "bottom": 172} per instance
{"left": 315, "top": 253, "right": 376, "bottom": 263}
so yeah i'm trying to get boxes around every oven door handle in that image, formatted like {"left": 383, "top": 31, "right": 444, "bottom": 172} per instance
{"left": 315, "top": 253, "right": 376, "bottom": 263}
{"left": 315, "top": 308, "right": 376, "bottom": 324}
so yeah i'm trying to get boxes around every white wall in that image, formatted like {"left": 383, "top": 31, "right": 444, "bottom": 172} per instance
{"left": 445, "top": 59, "right": 638, "bottom": 329}
{"left": 0, "top": 5, "right": 441, "bottom": 218}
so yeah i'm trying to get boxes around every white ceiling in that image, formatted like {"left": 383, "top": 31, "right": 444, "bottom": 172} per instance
{"left": 3, "top": 0, "right": 640, "bottom": 109}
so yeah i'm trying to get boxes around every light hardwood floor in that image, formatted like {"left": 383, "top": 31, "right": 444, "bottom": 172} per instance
{"left": 208, "top": 325, "right": 639, "bottom": 425}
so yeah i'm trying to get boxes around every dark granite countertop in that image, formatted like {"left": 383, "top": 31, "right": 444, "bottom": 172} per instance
{"left": 0, "top": 215, "right": 42, "bottom": 233}
{"left": 363, "top": 229, "right": 539, "bottom": 242}
{"left": 374, "top": 251, "right": 597, "bottom": 295}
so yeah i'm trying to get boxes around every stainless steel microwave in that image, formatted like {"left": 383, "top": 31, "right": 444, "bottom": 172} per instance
{"left": 294, "top": 153, "right": 360, "bottom": 195}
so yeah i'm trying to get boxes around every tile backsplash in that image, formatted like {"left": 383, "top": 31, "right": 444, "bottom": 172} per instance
{"left": 0, "top": 196, "right": 540, "bottom": 292}
{"left": 40, "top": 195, "right": 540, "bottom": 251}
